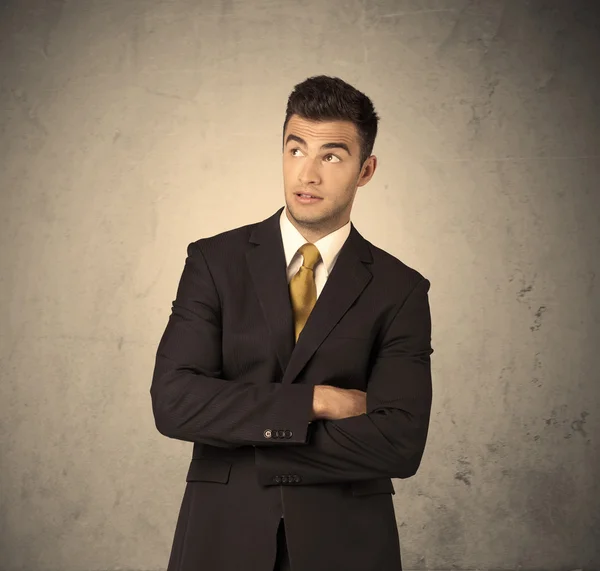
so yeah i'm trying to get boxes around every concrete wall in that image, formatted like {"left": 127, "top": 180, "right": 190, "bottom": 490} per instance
{"left": 1, "top": 0, "right": 598, "bottom": 569}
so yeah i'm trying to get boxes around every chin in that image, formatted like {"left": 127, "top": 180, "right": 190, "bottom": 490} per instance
{"left": 292, "top": 211, "right": 328, "bottom": 228}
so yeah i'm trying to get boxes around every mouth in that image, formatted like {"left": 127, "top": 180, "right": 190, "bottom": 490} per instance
{"left": 295, "top": 192, "right": 322, "bottom": 199}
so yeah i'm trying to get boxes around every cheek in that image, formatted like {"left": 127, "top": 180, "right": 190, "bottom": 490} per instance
{"left": 282, "top": 160, "right": 298, "bottom": 182}
{"left": 329, "top": 172, "right": 355, "bottom": 194}
{"left": 281, "top": 170, "right": 292, "bottom": 188}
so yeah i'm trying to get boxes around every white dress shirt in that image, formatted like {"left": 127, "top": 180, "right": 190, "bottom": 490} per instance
{"left": 279, "top": 208, "right": 351, "bottom": 297}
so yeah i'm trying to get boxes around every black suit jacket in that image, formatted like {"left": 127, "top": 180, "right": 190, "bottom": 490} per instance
{"left": 150, "top": 207, "right": 433, "bottom": 571}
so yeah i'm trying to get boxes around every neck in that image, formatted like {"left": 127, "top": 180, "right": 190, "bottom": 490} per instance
{"left": 285, "top": 208, "right": 348, "bottom": 243}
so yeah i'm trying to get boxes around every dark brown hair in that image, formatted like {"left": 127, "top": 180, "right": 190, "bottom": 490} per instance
{"left": 283, "top": 75, "right": 379, "bottom": 166}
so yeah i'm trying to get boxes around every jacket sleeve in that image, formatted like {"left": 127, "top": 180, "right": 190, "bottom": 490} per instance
{"left": 150, "top": 241, "right": 315, "bottom": 448}
{"left": 254, "top": 277, "right": 433, "bottom": 484}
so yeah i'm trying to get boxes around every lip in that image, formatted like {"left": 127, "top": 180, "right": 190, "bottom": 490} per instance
{"left": 295, "top": 192, "right": 322, "bottom": 199}
{"left": 295, "top": 193, "right": 322, "bottom": 205}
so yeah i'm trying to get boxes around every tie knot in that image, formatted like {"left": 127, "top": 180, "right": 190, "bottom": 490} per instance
{"left": 298, "top": 243, "right": 321, "bottom": 270}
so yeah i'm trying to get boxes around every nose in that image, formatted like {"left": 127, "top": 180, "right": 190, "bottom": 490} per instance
{"left": 298, "top": 157, "right": 321, "bottom": 186}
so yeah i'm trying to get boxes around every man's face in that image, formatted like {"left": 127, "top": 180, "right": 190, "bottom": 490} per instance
{"left": 282, "top": 114, "right": 376, "bottom": 237}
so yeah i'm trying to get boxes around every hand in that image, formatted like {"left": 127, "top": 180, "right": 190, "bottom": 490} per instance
{"left": 311, "top": 385, "right": 367, "bottom": 421}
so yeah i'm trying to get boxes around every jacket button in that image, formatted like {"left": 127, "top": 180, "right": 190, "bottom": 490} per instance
{"left": 284, "top": 430, "right": 292, "bottom": 438}
{"left": 274, "top": 475, "right": 281, "bottom": 484}
{"left": 281, "top": 475, "right": 289, "bottom": 483}
{"left": 293, "top": 475, "right": 301, "bottom": 483}
{"left": 264, "top": 429, "right": 272, "bottom": 439}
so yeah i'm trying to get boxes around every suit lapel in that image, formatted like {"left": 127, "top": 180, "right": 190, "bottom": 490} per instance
{"left": 246, "top": 207, "right": 374, "bottom": 383}
{"left": 282, "top": 223, "right": 373, "bottom": 384}
{"left": 246, "top": 208, "right": 295, "bottom": 375}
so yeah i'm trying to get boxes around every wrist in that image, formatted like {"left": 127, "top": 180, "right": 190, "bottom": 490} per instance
{"left": 312, "top": 385, "right": 330, "bottom": 420}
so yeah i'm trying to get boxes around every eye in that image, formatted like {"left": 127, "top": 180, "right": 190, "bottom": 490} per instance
{"left": 324, "top": 154, "right": 340, "bottom": 163}
{"left": 290, "top": 148, "right": 303, "bottom": 157}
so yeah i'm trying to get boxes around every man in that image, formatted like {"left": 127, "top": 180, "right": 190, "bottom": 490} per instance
{"left": 150, "top": 75, "right": 433, "bottom": 571}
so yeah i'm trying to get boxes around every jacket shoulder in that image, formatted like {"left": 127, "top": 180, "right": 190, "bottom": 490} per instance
{"left": 365, "top": 239, "right": 430, "bottom": 289}
{"left": 187, "top": 220, "right": 258, "bottom": 258}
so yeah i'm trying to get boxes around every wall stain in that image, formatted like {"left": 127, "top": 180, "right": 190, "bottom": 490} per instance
{"left": 41, "top": 0, "right": 66, "bottom": 59}
{"left": 512, "top": 271, "right": 537, "bottom": 303}
{"left": 544, "top": 405, "right": 568, "bottom": 426}
{"left": 454, "top": 457, "right": 472, "bottom": 486}
{"left": 531, "top": 351, "right": 543, "bottom": 387}
{"left": 530, "top": 377, "right": 543, "bottom": 388}
{"left": 543, "top": 407, "right": 590, "bottom": 442}
{"left": 571, "top": 411, "right": 589, "bottom": 438}
{"left": 517, "top": 284, "right": 533, "bottom": 299}
{"left": 508, "top": 467, "right": 573, "bottom": 537}
{"left": 486, "top": 440, "right": 509, "bottom": 457}
{"left": 11, "top": 88, "right": 49, "bottom": 137}
{"left": 430, "top": 503, "right": 466, "bottom": 562}
{"left": 530, "top": 305, "right": 547, "bottom": 331}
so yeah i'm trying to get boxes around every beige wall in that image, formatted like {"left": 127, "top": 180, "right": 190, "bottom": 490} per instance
{"left": 1, "top": 0, "right": 598, "bottom": 569}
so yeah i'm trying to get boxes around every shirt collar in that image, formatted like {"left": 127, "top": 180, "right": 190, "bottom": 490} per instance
{"left": 279, "top": 208, "right": 351, "bottom": 277}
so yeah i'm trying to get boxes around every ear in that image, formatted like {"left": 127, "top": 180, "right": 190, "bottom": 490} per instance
{"left": 357, "top": 155, "right": 377, "bottom": 187}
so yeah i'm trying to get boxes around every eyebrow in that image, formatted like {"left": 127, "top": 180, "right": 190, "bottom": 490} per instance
{"left": 284, "top": 134, "right": 352, "bottom": 156}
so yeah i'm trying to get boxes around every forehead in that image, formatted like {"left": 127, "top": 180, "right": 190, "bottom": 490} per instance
{"left": 284, "top": 115, "right": 360, "bottom": 147}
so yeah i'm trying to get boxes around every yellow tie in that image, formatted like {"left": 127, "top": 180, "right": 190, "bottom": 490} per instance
{"left": 289, "top": 243, "right": 322, "bottom": 342}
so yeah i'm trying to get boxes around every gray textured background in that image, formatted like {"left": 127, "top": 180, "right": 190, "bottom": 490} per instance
{"left": 1, "top": 0, "right": 599, "bottom": 569}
